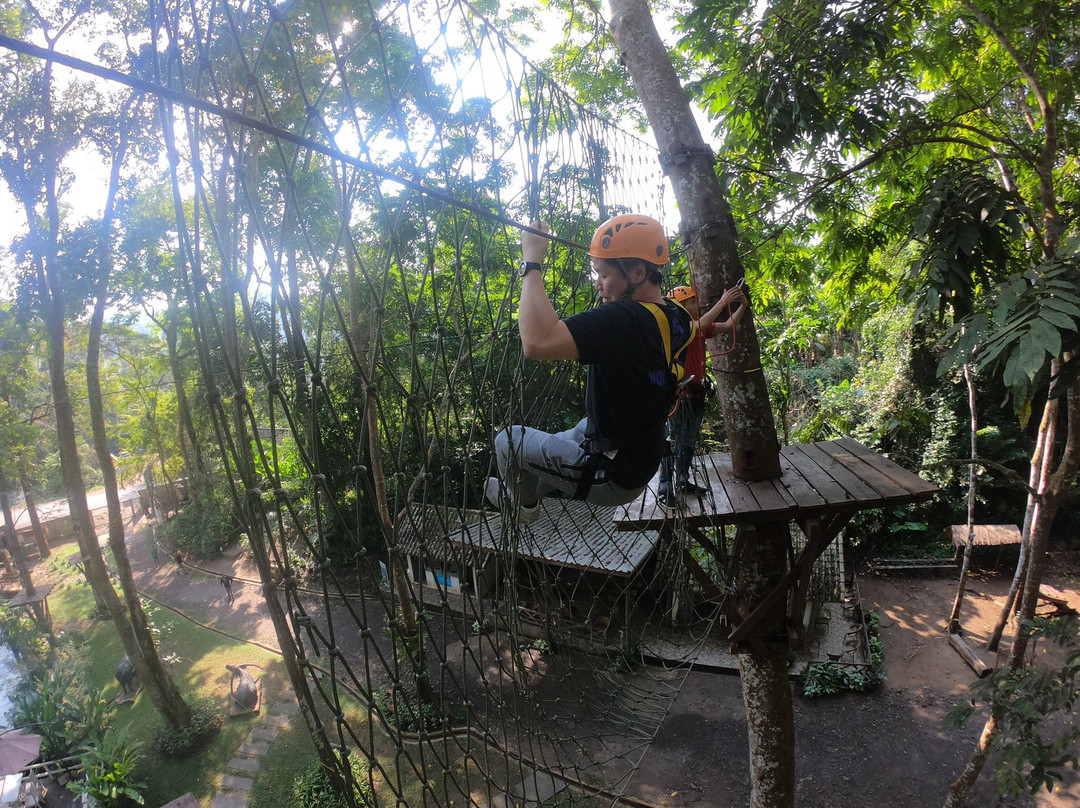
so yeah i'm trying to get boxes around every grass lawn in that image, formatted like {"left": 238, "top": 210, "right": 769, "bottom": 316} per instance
{"left": 249, "top": 689, "right": 478, "bottom": 808}
{"left": 37, "top": 540, "right": 485, "bottom": 807}
{"left": 43, "top": 541, "right": 287, "bottom": 806}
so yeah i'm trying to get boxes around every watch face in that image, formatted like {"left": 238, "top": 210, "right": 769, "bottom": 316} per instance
{"left": 520, "top": 261, "right": 541, "bottom": 278}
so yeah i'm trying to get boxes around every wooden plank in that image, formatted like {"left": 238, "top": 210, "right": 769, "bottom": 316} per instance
{"left": 747, "top": 476, "right": 798, "bottom": 512}
{"left": 816, "top": 439, "right": 911, "bottom": 499}
{"left": 697, "top": 453, "right": 737, "bottom": 517}
{"left": 834, "top": 437, "right": 939, "bottom": 496}
{"left": 782, "top": 444, "right": 857, "bottom": 505}
{"left": 702, "top": 452, "right": 765, "bottom": 520}
{"left": 795, "top": 442, "right": 881, "bottom": 504}
{"left": 819, "top": 439, "right": 932, "bottom": 501}
{"left": 776, "top": 450, "right": 828, "bottom": 510}
{"left": 614, "top": 439, "right": 937, "bottom": 531}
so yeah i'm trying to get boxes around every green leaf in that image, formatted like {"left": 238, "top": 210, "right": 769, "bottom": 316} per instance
{"left": 1040, "top": 296, "right": 1080, "bottom": 318}
{"left": 1036, "top": 307, "right": 1078, "bottom": 332}
{"left": 1018, "top": 330, "right": 1050, "bottom": 378}
{"left": 1028, "top": 317, "right": 1062, "bottom": 359}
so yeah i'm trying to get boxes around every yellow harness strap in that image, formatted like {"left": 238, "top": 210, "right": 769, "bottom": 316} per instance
{"left": 640, "top": 300, "right": 696, "bottom": 383}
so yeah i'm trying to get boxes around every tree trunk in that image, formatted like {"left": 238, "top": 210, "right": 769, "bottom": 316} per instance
{"left": 948, "top": 359, "right": 978, "bottom": 633}
{"left": 87, "top": 243, "right": 194, "bottom": 729}
{"left": 944, "top": 714, "right": 997, "bottom": 808}
{"left": 0, "top": 480, "right": 45, "bottom": 627}
{"left": 945, "top": 377, "right": 1080, "bottom": 806}
{"left": 19, "top": 477, "right": 50, "bottom": 559}
{"left": 987, "top": 395, "right": 1052, "bottom": 652}
{"left": 606, "top": 4, "right": 792, "bottom": 805}
{"left": 164, "top": 304, "right": 204, "bottom": 484}
{"left": 366, "top": 394, "right": 437, "bottom": 708}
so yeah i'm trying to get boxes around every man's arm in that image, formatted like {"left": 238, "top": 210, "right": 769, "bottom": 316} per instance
{"left": 518, "top": 221, "right": 580, "bottom": 360}
{"left": 698, "top": 285, "right": 748, "bottom": 333}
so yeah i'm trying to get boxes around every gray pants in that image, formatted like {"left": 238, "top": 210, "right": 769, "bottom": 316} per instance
{"left": 493, "top": 418, "right": 646, "bottom": 507}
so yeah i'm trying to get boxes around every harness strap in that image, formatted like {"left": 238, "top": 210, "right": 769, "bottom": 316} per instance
{"left": 572, "top": 451, "right": 608, "bottom": 501}
{"left": 640, "top": 300, "right": 696, "bottom": 382}
{"left": 576, "top": 301, "right": 693, "bottom": 501}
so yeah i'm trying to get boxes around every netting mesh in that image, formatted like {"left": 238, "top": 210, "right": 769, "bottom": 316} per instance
{"left": 4, "top": 1, "right": 739, "bottom": 805}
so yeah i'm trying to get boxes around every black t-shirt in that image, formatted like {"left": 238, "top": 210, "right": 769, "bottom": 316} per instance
{"left": 564, "top": 297, "right": 694, "bottom": 487}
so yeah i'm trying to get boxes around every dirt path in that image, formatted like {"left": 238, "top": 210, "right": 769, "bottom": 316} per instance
{"left": 628, "top": 563, "right": 1080, "bottom": 808}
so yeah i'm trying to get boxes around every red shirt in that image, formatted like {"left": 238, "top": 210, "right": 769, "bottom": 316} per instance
{"left": 683, "top": 323, "right": 716, "bottom": 395}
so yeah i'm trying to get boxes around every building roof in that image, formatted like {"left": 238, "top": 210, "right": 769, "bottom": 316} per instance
{"left": 397, "top": 500, "right": 661, "bottom": 578}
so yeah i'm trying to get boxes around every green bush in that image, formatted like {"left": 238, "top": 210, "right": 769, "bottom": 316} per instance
{"left": 159, "top": 493, "right": 239, "bottom": 560}
{"left": 8, "top": 646, "right": 114, "bottom": 760}
{"left": 0, "top": 601, "right": 50, "bottom": 662}
{"left": 801, "top": 611, "right": 886, "bottom": 697}
{"left": 947, "top": 616, "right": 1080, "bottom": 798}
{"left": 67, "top": 728, "right": 147, "bottom": 808}
{"left": 150, "top": 694, "right": 222, "bottom": 757}
{"left": 293, "top": 750, "right": 374, "bottom": 807}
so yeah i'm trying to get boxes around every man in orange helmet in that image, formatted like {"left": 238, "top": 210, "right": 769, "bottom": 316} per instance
{"left": 486, "top": 214, "right": 695, "bottom": 522}
{"left": 658, "top": 284, "right": 748, "bottom": 508}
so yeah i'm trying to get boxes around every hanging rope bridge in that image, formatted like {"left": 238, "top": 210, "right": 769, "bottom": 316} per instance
{"left": 0, "top": 1, "right": 893, "bottom": 805}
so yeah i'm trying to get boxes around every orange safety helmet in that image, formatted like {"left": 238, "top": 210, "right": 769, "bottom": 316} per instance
{"left": 669, "top": 285, "right": 696, "bottom": 302}
{"left": 588, "top": 214, "right": 669, "bottom": 265}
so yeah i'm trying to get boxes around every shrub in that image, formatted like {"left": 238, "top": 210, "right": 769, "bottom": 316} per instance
{"left": 8, "top": 648, "right": 114, "bottom": 760}
{"left": 0, "top": 601, "right": 50, "bottom": 662}
{"left": 293, "top": 750, "right": 374, "bottom": 807}
{"left": 801, "top": 611, "right": 886, "bottom": 697}
{"left": 67, "top": 728, "right": 147, "bottom": 808}
{"left": 158, "top": 493, "right": 239, "bottom": 560}
{"left": 947, "top": 616, "right": 1080, "bottom": 798}
{"left": 150, "top": 694, "right": 222, "bottom": 757}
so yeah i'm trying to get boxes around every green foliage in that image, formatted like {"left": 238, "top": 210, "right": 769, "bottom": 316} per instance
{"left": 907, "top": 162, "right": 1025, "bottom": 323}
{"left": 158, "top": 492, "right": 239, "bottom": 560}
{"left": 947, "top": 617, "right": 1080, "bottom": 798}
{"left": 149, "top": 694, "right": 222, "bottom": 758}
{"left": 0, "top": 601, "right": 49, "bottom": 662}
{"left": 849, "top": 505, "right": 954, "bottom": 559}
{"left": 372, "top": 686, "right": 464, "bottom": 733}
{"left": 610, "top": 641, "right": 644, "bottom": 674}
{"left": 802, "top": 612, "right": 886, "bottom": 697}
{"left": 292, "top": 750, "right": 373, "bottom": 808}
{"left": 68, "top": 728, "right": 148, "bottom": 808}
{"left": 8, "top": 643, "right": 115, "bottom": 760}
{"left": 942, "top": 258, "right": 1080, "bottom": 421}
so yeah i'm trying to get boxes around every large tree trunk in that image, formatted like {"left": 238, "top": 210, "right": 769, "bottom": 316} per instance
{"left": 606, "top": 4, "right": 792, "bottom": 806}
{"left": 87, "top": 246, "right": 193, "bottom": 728}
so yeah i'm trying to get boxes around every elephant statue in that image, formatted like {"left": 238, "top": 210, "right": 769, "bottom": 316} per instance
{"left": 115, "top": 654, "right": 139, "bottom": 701}
{"left": 226, "top": 663, "right": 260, "bottom": 713}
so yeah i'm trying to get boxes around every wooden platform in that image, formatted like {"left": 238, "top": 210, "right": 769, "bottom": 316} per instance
{"left": 615, "top": 437, "right": 939, "bottom": 530}
{"left": 950, "top": 524, "right": 1022, "bottom": 547}
{"left": 613, "top": 438, "right": 939, "bottom": 650}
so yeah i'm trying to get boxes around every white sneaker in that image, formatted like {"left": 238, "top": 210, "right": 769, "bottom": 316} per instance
{"left": 485, "top": 477, "right": 540, "bottom": 525}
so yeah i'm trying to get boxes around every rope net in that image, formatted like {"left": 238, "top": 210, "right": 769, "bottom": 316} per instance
{"left": 4, "top": 0, "right": 742, "bottom": 805}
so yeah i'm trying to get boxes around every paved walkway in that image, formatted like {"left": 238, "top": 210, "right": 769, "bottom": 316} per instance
{"left": 210, "top": 690, "right": 299, "bottom": 808}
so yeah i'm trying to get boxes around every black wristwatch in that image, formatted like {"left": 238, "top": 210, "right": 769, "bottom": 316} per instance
{"left": 519, "top": 260, "right": 542, "bottom": 278}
